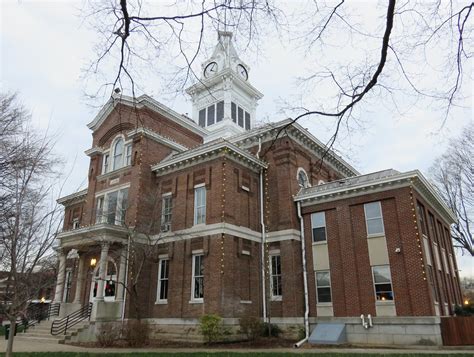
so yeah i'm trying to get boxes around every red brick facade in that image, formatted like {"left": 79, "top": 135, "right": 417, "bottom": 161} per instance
{"left": 56, "top": 96, "right": 461, "bottom": 327}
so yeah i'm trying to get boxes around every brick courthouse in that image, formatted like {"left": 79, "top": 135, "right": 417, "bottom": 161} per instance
{"left": 54, "top": 32, "right": 462, "bottom": 345}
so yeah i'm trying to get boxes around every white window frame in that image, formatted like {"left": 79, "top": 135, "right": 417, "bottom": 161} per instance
{"left": 125, "top": 143, "right": 132, "bottom": 166}
{"left": 102, "top": 152, "right": 110, "bottom": 174}
{"left": 191, "top": 254, "right": 204, "bottom": 302}
{"left": 156, "top": 256, "right": 169, "bottom": 304}
{"left": 72, "top": 218, "right": 80, "bottom": 230}
{"left": 311, "top": 211, "right": 327, "bottom": 243}
{"left": 372, "top": 265, "right": 394, "bottom": 302}
{"left": 296, "top": 167, "right": 311, "bottom": 188}
{"left": 112, "top": 137, "right": 124, "bottom": 171}
{"left": 364, "top": 201, "right": 385, "bottom": 237}
{"left": 95, "top": 187, "right": 129, "bottom": 226}
{"left": 315, "top": 270, "right": 332, "bottom": 304}
{"left": 269, "top": 253, "right": 282, "bottom": 301}
{"left": 194, "top": 184, "right": 206, "bottom": 226}
{"left": 161, "top": 192, "right": 172, "bottom": 232}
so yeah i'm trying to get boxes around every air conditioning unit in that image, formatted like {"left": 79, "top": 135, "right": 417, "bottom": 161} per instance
{"left": 161, "top": 223, "right": 171, "bottom": 232}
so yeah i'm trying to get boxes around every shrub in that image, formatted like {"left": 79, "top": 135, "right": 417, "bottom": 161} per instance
{"left": 96, "top": 322, "right": 120, "bottom": 347}
{"left": 297, "top": 325, "right": 306, "bottom": 340}
{"left": 239, "top": 316, "right": 262, "bottom": 340}
{"left": 261, "top": 322, "right": 281, "bottom": 337}
{"left": 199, "top": 314, "right": 223, "bottom": 343}
{"left": 123, "top": 319, "right": 149, "bottom": 347}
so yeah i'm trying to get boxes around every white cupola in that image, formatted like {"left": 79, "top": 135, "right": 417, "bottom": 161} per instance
{"left": 186, "top": 31, "right": 263, "bottom": 142}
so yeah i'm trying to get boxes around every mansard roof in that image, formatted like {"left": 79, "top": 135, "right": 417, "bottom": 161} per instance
{"left": 231, "top": 119, "right": 360, "bottom": 178}
{"left": 87, "top": 94, "right": 208, "bottom": 137}
{"left": 294, "top": 169, "right": 456, "bottom": 225}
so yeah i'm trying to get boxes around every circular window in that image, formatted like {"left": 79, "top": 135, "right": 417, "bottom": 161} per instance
{"left": 297, "top": 168, "right": 310, "bottom": 188}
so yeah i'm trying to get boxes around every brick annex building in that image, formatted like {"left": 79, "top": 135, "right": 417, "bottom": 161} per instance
{"left": 53, "top": 32, "right": 462, "bottom": 345}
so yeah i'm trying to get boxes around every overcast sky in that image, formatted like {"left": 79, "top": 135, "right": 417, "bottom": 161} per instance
{"left": 1, "top": 0, "right": 472, "bottom": 277}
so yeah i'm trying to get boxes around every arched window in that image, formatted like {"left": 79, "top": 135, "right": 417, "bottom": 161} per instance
{"left": 297, "top": 168, "right": 310, "bottom": 188}
{"left": 318, "top": 179, "right": 326, "bottom": 185}
{"left": 112, "top": 138, "right": 124, "bottom": 170}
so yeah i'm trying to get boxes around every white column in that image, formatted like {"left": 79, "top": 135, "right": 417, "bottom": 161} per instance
{"left": 95, "top": 242, "right": 109, "bottom": 301}
{"left": 53, "top": 248, "right": 67, "bottom": 303}
{"left": 73, "top": 252, "right": 85, "bottom": 304}
{"left": 116, "top": 246, "right": 127, "bottom": 301}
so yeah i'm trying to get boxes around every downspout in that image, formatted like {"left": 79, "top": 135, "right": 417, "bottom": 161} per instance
{"left": 121, "top": 234, "right": 131, "bottom": 324}
{"left": 257, "top": 138, "right": 267, "bottom": 322}
{"left": 295, "top": 200, "right": 309, "bottom": 348}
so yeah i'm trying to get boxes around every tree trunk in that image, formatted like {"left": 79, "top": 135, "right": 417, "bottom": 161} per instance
{"left": 5, "top": 318, "right": 16, "bottom": 357}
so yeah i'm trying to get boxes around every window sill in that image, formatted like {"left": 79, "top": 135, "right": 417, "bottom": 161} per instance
{"left": 312, "top": 241, "right": 328, "bottom": 246}
{"left": 189, "top": 299, "right": 204, "bottom": 304}
{"left": 240, "top": 300, "right": 252, "bottom": 304}
{"left": 270, "top": 296, "right": 282, "bottom": 302}
{"left": 155, "top": 300, "right": 168, "bottom": 305}
{"left": 316, "top": 302, "right": 333, "bottom": 306}
{"left": 97, "top": 165, "right": 132, "bottom": 181}
{"left": 367, "top": 233, "right": 385, "bottom": 239}
{"left": 375, "top": 300, "right": 395, "bottom": 305}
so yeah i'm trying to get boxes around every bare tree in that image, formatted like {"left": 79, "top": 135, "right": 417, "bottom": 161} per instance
{"left": 430, "top": 121, "right": 473, "bottom": 257}
{"left": 0, "top": 93, "right": 63, "bottom": 357}
{"left": 82, "top": 1, "right": 472, "bottom": 156}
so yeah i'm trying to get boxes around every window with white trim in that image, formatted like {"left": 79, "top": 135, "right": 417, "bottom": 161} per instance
{"left": 161, "top": 193, "right": 172, "bottom": 232}
{"left": 270, "top": 254, "right": 282, "bottom": 299}
{"left": 96, "top": 187, "right": 129, "bottom": 225}
{"left": 198, "top": 101, "right": 224, "bottom": 128}
{"left": 194, "top": 185, "right": 206, "bottom": 225}
{"left": 102, "top": 153, "right": 110, "bottom": 174}
{"left": 311, "top": 212, "right": 327, "bottom": 243}
{"left": 191, "top": 254, "right": 204, "bottom": 301}
{"left": 125, "top": 143, "right": 132, "bottom": 166}
{"left": 112, "top": 138, "right": 124, "bottom": 170}
{"left": 63, "top": 270, "right": 72, "bottom": 302}
{"left": 316, "top": 270, "right": 332, "bottom": 303}
{"left": 364, "top": 201, "right": 384, "bottom": 236}
{"left": 372, "top": 265, "right": 394, "bottom": 301}
{"left": 156, "top": 258, "right": 169, "bottom": 302}
{"left": 297, "top": 168, "right": 310, "bottom": 188}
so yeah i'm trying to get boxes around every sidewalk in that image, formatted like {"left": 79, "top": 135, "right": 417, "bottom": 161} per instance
{"left": 1, "top": 339, "right": 472, "bottom": 354}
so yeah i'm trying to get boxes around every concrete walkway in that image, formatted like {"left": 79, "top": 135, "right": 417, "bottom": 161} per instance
{"left": 1, "top": 339, "right": 472, "bottom": 354}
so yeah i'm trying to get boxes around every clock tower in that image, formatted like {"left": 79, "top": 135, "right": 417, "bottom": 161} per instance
{"left": 186, "top": 31, "right": 263, "bottom": 142}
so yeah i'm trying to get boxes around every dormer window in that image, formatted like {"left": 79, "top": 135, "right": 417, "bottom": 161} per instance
{"left": 297, "top": 168, "right": 310, "bottom": 188}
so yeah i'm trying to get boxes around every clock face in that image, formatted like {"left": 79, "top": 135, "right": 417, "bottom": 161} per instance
{"left": 237, "top": 64, "right": 248, "bottom": 80}
{"left": 204, "top": 62, "right": 218, "bottom": 78}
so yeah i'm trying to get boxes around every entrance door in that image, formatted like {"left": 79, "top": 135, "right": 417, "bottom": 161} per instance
{"left": 90, "top": 258, "right": 117, "bottom": 302}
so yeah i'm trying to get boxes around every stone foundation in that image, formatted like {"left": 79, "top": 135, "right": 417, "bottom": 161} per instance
{"left": 309, "top": 316, "right": 442, "bottom": 346}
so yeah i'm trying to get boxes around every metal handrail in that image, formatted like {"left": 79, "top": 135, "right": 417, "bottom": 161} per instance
{"left": 50, "top": 303, "right": 92, "bottom": 336}
{"left": 19, "top": 302, "right": 60, "bottom": 331}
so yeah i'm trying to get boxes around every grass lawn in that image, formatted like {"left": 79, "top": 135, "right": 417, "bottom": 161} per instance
{"left": 1, "top": 353, "right": 473, "bottom": 357}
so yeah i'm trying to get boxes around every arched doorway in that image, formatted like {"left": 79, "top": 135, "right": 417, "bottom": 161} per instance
{"left": 90, "top": 257, "right": 117, "bottom": 302}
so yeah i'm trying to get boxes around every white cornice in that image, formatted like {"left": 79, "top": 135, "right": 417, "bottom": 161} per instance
{"left": 84, "top": 147, "right": 103, "bottom": 157}
{"left": 230, "top": 119, "right": 359, "bottom": 178}
{"left": 185, "top": 68, "right": 263, "bottom": 99}
{"left": 151, "top": 222, "right": 299, "bottom": 244}
{"left": 87, "top": 94, "right": 208, "bottom": 137}
{"left": 151, "top": 139, "right": 268, "bottom": 176}
{"left": 295, "top": 170, "right": 457, "bottom": 225}
{"left": 57, "top": 223, "right": 129, "bottom": 248}
{"left": 127, "top": 127, "right": 188, "bottom": 152}
{"left": 57, "top": 189, "right": 88, "bottom": 205}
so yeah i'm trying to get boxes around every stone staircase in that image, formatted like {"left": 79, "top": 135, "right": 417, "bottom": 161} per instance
{"left": 15, "top": 319, "right": 92, "bottom": 344}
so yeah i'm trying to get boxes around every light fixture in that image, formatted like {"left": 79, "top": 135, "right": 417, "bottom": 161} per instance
{"left": 381, "top": 296, "right": 386, "bottom": 301}
{"left": 40, "top": 297, "right": 45, "bottom": 303}
{"left": 464, "top": 299, "right": 470, "bottom": 306}
{"left": 90, "top": 258, "right": 97, "bottom": 267}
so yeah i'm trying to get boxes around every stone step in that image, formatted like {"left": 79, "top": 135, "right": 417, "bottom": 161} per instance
{"left": 14, "top": 335, "right": 65, "bottom": 344}
{"left": 20, "top": 332, "right": 63, "bottom": 338}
